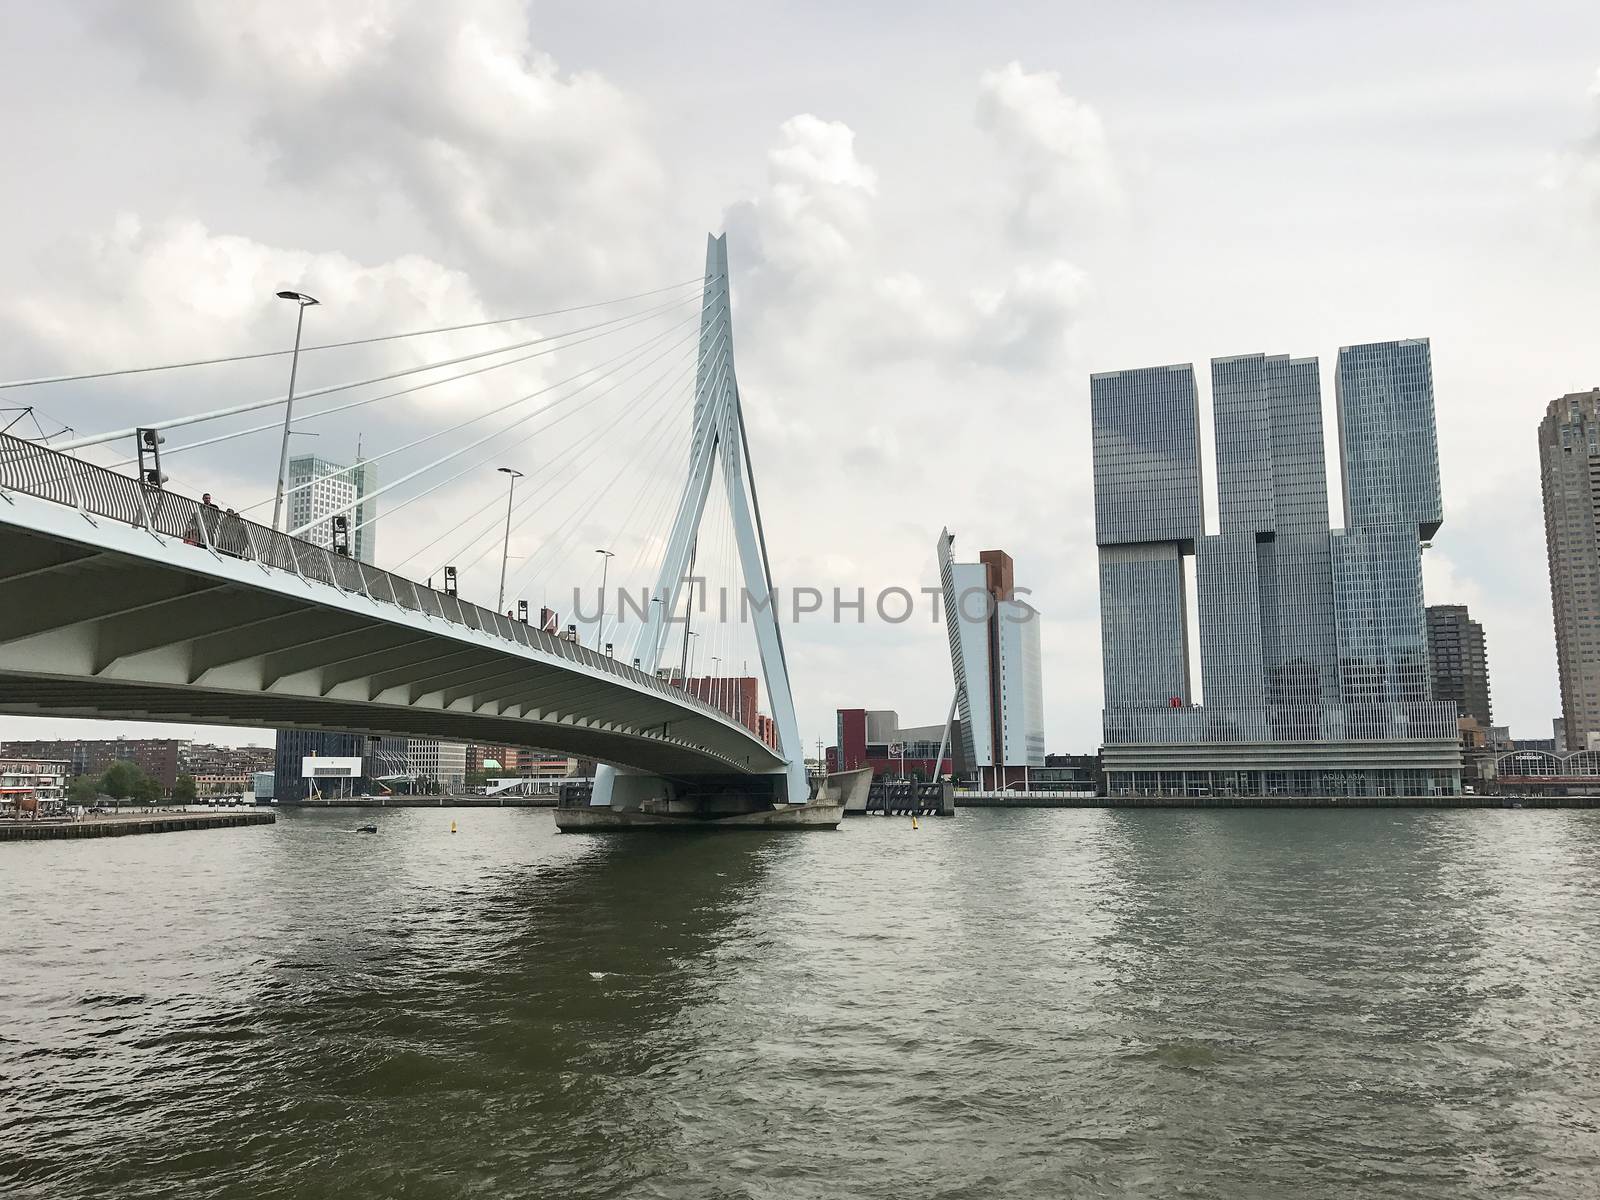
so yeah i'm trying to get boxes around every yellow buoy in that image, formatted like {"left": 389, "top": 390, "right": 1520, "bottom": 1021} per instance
{"left": 450, "top": 819, "right": 457, "bottom": 834}
{"left": 911, "top": 815, "right": 919, "bottom": 830}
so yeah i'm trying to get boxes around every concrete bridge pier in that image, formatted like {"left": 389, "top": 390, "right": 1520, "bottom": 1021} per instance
{"left": 556, "top": 768, "right": 870, "bottom": 830}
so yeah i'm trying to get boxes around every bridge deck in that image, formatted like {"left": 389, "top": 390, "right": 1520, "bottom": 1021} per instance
{"left": 0, "top": 437, "right": 782, "bottom": 778}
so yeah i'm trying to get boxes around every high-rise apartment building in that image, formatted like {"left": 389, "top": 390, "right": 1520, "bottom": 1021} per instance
{"left": 1538, "top": 388, "right": 1600, "bottom": 752}
{"left": 1091, "top": 338, "right": 1460, "bottom": 797}
{"left": 1425, "top": 604, "right": 1492, "bottom": 727}
{"left": 937, "top": 531, "right": 1045, "bottom": 787}
{"left": 287, "top": 454, "right": 377, "bottom": 564}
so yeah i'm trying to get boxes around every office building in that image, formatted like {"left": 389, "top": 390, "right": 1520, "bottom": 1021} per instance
{"left": 1090, "top": 365, "right": 1203, "bottom": 708}
{"left": 1538, "top": 388, "right": 1600, "bottom": 752}
{"left": 1426, "top": 604, "right": 1492, "bottom": 727}
{"left": 1090, "top": 339, "right": 1460, "bottom": 797}
{"left": 405, "top": 739, "right": 468, "bottom": 792}
{"left": 937, "top": 531, "right": 1045, "bottom": 787}
{"left": 287, "top": 454, "right": 377, "bottom": 564}
{"left": 272, "top": 730, "right": 408, "bottom": 802}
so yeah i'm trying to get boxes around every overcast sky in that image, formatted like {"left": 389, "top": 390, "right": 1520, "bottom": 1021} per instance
{"left": 2, "top": 1, "right": 1598, "bottom": 755}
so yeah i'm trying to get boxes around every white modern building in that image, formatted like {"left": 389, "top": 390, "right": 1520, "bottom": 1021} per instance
{"left": 405, "top": 739, "right": 468, "bottom": 792}
{"left": 937, "top": 530, "right": 1046, "bottom": 788}
{"left": 287, "top": 454, "right": 377, "bottom": 564}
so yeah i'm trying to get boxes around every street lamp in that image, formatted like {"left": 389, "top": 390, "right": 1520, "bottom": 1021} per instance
{"left": 495, "top": 467, "right": 523, "bottom": 612}
{"left": 594, "top": 549, "right": 615, "bottom": 649}
{"left": 710, "top": 655, "right": 722, "bottom": 713}
{"left": 684, "top": 630, "right": 699, "bottom": 681}
{"left": 270, "top": 291, "right": 320, "bottom": 534}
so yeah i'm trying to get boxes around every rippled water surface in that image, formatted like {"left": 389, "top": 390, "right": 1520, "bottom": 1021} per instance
{"left": 4, "top": 807, "right": 1600, "bottom": 1198}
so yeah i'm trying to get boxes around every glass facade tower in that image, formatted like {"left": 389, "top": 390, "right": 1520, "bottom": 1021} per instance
{"left": 1090, "top": 365, "right": 1204, "bottom": 711}
{"left": 1090, "top": 339, "right": 1460, "bottom": 798}
{"left": 1329, "top": 340, "right": 1440, "bottom": 711}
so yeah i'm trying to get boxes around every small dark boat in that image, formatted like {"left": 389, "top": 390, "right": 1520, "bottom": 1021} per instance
{"left": 356, "top": 823, "right": 378, "bottom": 834}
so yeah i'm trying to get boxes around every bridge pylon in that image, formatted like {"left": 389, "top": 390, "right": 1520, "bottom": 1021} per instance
{"left": 589, "top": 234, "right": 811, "bottom": 814}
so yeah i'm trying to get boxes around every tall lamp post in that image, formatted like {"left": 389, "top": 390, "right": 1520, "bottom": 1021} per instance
{"left": 270, "top": 291, "right": 320, "bottom": 533}
{"left": 594, "top": 548, "right": 615, "bottom": 650}
{"left": 495, "top": 467, "right": 523, "bottom": 612}
{"left": 710, "top": 655, "right": 722, "bottom": 715}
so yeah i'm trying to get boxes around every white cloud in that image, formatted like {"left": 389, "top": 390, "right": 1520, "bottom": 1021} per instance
{"left": 976, "top": 61, "right": 1120, "bottom": 244}
{"left": 726, "top": 106, "right": 1095, "bottom": 372}
{"left": 5, "top": 214, "right": 487, "bottom": 379}
{"left": 100, "top": 0, "right": 669, "bottom": 299}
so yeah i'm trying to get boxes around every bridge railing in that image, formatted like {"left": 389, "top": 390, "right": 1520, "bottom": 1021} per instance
{"left": 0, "top": 432, "right": 751, "bottom": 736}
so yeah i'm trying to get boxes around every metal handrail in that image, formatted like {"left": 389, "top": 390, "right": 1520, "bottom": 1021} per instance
{"left": 0, "top": 432, "right": 756, "bottom": 738}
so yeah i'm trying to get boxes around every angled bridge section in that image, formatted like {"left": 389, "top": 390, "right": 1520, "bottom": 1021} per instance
{"left": 0, "top": 438, "right": 784, "bottom": 778}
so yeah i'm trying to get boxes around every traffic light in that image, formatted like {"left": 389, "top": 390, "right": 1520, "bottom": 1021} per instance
{"left": 331, "top": 514, "right": 350, "bottom": 557}
{"left": 444, "top": 566, "right": 458, "bottom": 597}
{"left": 136, "top": 427, "right": 167, "bottom": 489}
{"left": 516, "top": 599, "right": 529, "bottom": 624}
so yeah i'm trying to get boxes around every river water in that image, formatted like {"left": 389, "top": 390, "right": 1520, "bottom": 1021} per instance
{"left": 3, "top": 807, "right": 1599, "bottom": 1198}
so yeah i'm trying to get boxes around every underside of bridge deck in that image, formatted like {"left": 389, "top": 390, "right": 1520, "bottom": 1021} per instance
{"left": 0, "top": 497, "right": 784, "bottom": 781}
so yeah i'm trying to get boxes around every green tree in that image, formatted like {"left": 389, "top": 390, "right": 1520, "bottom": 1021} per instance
{"left": 131, "top": 775, "right": 162, "bottom": 805}
{"left": 69, "top": 775, "right": 98, "bottom": 804}
{"left": 100, "top": 760, "right": 140, "bottom": 800}
{"left": 173, "top": 774, "right": 198, "bottom": 803}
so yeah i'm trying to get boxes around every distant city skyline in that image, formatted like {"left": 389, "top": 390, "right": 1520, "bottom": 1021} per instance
{"left": 0, "top": 4, "right": 1596, "bottom": 752}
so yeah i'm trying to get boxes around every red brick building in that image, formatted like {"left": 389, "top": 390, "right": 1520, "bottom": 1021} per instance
{"left": 826, "top": 709, "right": 952, "bottom": 780}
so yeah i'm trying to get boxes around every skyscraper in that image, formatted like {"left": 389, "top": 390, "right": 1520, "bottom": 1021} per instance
{"left": 1330, "top": 340, "right": 1441, "bottom": 715}
{"left": 937, "top": 531, "right": 1045, "bottom": 787}
{"left": 1199, "top": 354, "right": 1338, "bottom": 717}
{"left": 1425, "top": 604, "right": 1492, "bottom": 727}
{"left": 1090, "top": 338, "right": 1460, "bottom": 797}
{"left": 287, "top": 454, "right": 377, "bottom": 565}
{"left": 1089, "top": 364, "right": 1203, "bottom": 709}
{"left": 1538, "top": 387, "right": 1600, "bottom": 750}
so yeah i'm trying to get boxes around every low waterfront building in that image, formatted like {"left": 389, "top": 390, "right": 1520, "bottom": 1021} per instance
{"left": 826, "top": 709, "right": 953, "bottom": 780}
{"left": 1496, "top": 747, "right": 1600, "bottom": 796}
{"left": 184, "top": 743, "right": 275, "bottom": 778}
{"left": 252, "top": 771, "right": 275, "bottom": 801}
{"left": 192, "top": 773, "right": 252, "bottom": 797}
{"left": 0, "top": 758, "right": 68, "bottom": 817}
{"left": 465, "top": 745, "right": 574, "bottom": 778}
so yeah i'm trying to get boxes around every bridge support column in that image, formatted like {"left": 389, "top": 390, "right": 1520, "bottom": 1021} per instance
{"left": 593, "top": 231, "right": 810, "bottom": 811}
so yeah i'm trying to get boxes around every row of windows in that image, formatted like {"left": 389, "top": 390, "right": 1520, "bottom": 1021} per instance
{"left": 1106, "top": 767, "right": 1460, "bottom": 797}
{"left": 1102, "top": 700, "right": 1460, "bottom": 745}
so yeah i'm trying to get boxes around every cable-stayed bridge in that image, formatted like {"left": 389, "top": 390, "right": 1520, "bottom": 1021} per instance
{"left": 0, "top": 235, "right": 852, "bottom": 827}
